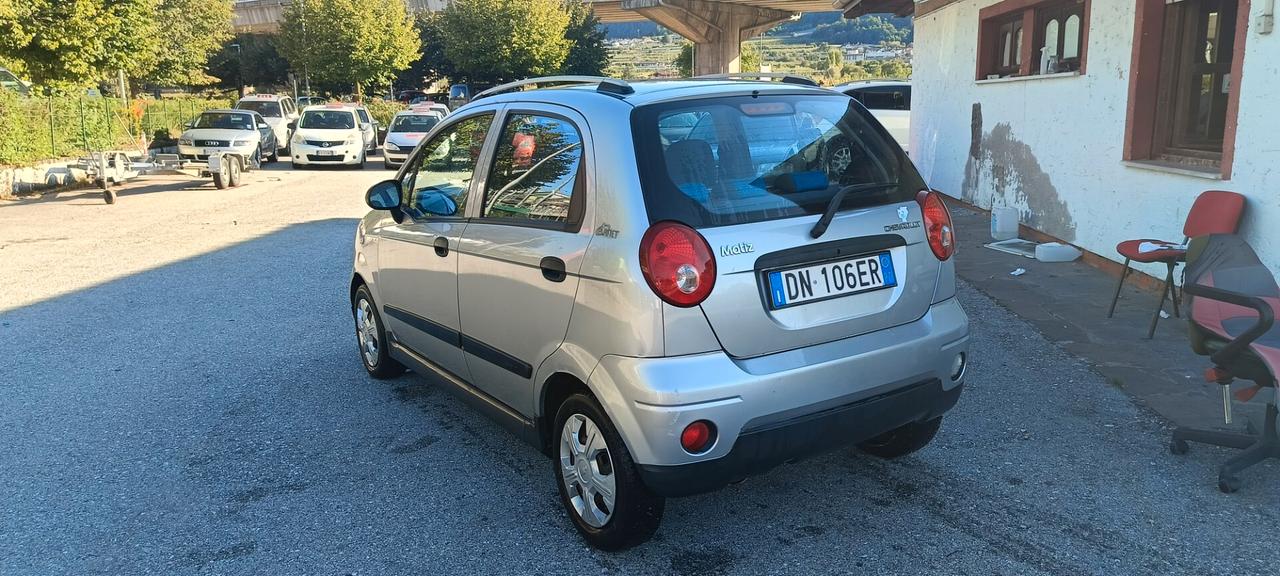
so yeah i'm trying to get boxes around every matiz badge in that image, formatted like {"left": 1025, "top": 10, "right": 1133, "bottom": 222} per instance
{"left": 720, "top": 242, "right": 754, "bottom": 257}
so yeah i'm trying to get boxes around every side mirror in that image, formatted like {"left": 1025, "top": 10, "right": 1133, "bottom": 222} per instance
{"left": 257, "top": 122, "right": 270, "bottom": 129}
{"left": 360, "top": 122, "right": 372, "bottom": 132}
{"left": 412, "top": 188, "right": 459, "bottom": 216}
{"left": 365, "top": 180, "right": 402, "bottom": 211}
{"left": 183, "top": 122, "right": 193, "bottom": 129}
{"left": 287, "top": 121, "right": 297, "bottom": 131}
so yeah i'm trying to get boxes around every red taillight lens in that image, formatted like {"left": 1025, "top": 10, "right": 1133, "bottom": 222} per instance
{"left": 680, "top": 420, "right": 716, "bottom": 454}
{"left": 639, "top": 221, "right": 716, "bottom": 307}
{"left": 917, "top": 190, "right": 955, "bottom": 261}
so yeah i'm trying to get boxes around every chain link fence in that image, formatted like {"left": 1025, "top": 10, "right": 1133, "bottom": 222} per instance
{"left": 0, "top": 92, "right": 232, "bottom": 167}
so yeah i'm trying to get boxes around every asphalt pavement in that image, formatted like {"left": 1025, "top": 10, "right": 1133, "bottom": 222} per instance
{"left": 1, "top": 157, "right": 1277, "bottom": 575}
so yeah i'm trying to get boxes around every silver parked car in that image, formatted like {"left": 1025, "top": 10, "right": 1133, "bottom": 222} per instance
{"left": 350, "top": 76, "right": 968, "bottom": 550}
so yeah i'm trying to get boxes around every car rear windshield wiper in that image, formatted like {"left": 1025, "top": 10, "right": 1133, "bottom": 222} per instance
{"left": 809, "top": 182, "right": 900, "bottom": 239}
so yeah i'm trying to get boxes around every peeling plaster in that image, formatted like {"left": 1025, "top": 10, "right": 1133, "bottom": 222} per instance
{"left": 962, "top": 103, "right": 1077, "bottom": 242}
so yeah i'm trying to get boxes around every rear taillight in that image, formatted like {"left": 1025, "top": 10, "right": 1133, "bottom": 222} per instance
{"left": 639, "top": 221, "right": 716, "bottom": 307}
{"left": 917, "top": 190, "right": 955, "bottom": 261}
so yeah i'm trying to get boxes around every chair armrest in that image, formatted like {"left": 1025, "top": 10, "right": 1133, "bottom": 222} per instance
{"left": 1183, "top": 283, "right": 1275, "bottom": 366}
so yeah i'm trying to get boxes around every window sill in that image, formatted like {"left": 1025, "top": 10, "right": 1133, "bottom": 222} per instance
{"left": 1122, "top": 160, "right": 1222, "bottom": 180}
{"left": 975, "top": 71, "right": 1081, "bottom": 85}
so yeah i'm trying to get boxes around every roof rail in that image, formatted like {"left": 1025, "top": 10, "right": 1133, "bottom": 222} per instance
{"left": 472, "top": 76, "right": 635, "bottom": 100}
{"left": 693, "top": 73, "right": 819, "bottom": 87}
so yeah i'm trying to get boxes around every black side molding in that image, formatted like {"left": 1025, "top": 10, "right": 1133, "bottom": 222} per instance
{"left": 383, "top": 305, "right": 461, "bottom": 348}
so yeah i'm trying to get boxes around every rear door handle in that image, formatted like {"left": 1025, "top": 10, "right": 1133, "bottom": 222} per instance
{"left": 433, "top": 237, "right": 449, "bottom": 257}
{"left": 540, "top": 256, "right": 566, "bottom": 283}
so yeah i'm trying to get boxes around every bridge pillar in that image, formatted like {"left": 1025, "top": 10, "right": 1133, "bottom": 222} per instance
{"left": 622, "top": 0, "right": 794, "bottom": 75}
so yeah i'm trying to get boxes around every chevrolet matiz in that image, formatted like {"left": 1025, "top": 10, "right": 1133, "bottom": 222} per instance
{"left": 348, "top": 76, "right": 969, "bottom": 550}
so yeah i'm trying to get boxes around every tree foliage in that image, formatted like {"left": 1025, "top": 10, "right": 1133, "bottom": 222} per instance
{"left": 208, "top": 34, "right": 291, "bottom": 91}
{"left": 141, "top": 0, "right": 233, "bottom": 87}
{"left": 279, "top": 0, "right": 420, "bottom": 97}
{"left": 439, "top": 0, "right": 570, "bottom": 84}
{"left": 0, "top": 0, "right": 160, "bottom": 92}
{"left": 672, "top": 42, "right": 693, "bottom": 77}
{"left": 805, "top": 16, "right": 913, "bottom": 46}
{"left": 560, "top": 1, "right": 607, "bottom": 76}
{"left": 396, "top": 13, "right": 454, "bottom": 89}
{"left": 739, "top": 42, "right": 761, "bottom": 73}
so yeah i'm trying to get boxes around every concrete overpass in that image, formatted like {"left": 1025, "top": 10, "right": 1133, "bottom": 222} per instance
{"left": 232, "top": 0, "right": 909, "bottom": 75}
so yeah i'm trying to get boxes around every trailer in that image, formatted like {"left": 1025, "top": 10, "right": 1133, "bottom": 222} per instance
{"left": 71, "top": 149, "right": 250, "bottom": 204}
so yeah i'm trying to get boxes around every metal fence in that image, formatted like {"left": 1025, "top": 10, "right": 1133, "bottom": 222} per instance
{"left": 0, "top": 95, "right": 232, "bottom": 167}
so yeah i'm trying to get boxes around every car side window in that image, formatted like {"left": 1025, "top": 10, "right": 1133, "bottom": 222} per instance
{"left": 854, "top": 87, "right": 910, "bottom": 111}
{"left": 482, "top": 113, "right": 584, "bottom": 226}
{"left": 357, "top": 109, "right": 371, "bottom": 124}
{"left": 401, "top": 113, "right": 494, "bottom": 219}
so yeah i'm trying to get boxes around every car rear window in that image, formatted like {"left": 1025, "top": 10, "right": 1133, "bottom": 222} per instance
{"left": 631, "top": 94, "right": 924, "bottom": 228}
{"left": 237, "top": 100, "right": 282, "bottom": 117}
{"left": 299, "top": 110, "right": 355, "bottom": 130}
{"left": 390, "top": 115, "right": 439, "bottom": 132}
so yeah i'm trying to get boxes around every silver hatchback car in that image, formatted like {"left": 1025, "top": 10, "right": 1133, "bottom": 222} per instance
{"left": 350, "top": 76, "right": 969, "bottom": 550}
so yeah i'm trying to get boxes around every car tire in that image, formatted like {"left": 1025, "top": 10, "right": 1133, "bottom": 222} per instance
{"left": 352, "top": 285, "right": 405, "bottom": 379}
{"left": 264, "top": 148, "right": 277, "bottom": 164}
{"left": 554, "top": 393, "right": 664, "bottom": 551}
{"left": 857, "top": 417, "right": 943, "bottom": 459}
{"left": 823, "top": 136, "right": 854, "bottom": 181}
{"left": 250, "top": 150, "right": 261, "bottom": 171}
{"left": 357, "top": 151, "right": 366, "bottom": 170}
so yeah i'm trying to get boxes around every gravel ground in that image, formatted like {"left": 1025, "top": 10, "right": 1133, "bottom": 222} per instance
{"left": 1, "top": 161, "right": 1277, "bottom": 575}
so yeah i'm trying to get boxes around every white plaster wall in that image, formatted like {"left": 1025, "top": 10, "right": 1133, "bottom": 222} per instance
{"left": 911, "top": 0, "right": 1280, "bottom": 279}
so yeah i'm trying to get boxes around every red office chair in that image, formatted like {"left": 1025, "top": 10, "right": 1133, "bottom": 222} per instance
{"left": 1174, "top": 234, "right": 1279, "bottom": 493}
{"left": 1107, "top": 190, "right": 1246, "bottom": 338}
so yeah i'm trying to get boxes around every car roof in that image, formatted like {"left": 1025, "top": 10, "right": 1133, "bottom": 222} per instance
{"left": 201, "top": 109, "right": 256, "bottom": 115}
{"left": 304, "top": 104, "right": 357, "bottom": 112}
{"left": 238, "top": 94, "right": 290, "bottom": 100}
{"left": 832, "top": 79, "right": 910, "bottom": 91}
{"left": 467, "top": 79, "right": 836, "bottom": 112}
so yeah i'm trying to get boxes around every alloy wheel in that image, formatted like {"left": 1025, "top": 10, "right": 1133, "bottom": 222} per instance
{"left": 355, "top": 298, "right": 379, "bottom": 366}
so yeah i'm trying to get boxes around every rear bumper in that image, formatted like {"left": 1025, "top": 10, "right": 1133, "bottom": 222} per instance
{"left": 638, "top": 379, "right": 962, "bottom": 497}
{"left": 586, "top": 297, "right": 968, "bottom": 494}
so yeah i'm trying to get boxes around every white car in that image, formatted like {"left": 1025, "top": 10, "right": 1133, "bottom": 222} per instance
{"left": 177, "top": 109, "right": 278, "bottom": 167}
{"left": 353, "top": 105, "right": 381, "bottom": 153}
{"left": 289, "top": 105, "right": 369, "bottom": 168}
{"left": 381, "top": 110, "right": 443, "bottom": 169}
{"left": 235, "top": 94, "right": 299, "bottom": 153}
{"left": 832, "top": 80, "right": 910, "bottom": 152}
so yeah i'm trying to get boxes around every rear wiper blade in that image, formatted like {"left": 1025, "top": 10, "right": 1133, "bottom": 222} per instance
{"left": 809, "top": 182, "right": 900, "bottom": 239}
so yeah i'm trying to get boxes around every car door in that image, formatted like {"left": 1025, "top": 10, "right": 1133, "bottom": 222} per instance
{"left": 374, "top": 110, "right": 499, "bottom": 380}
{"left": 356, "top": 108, "right": 376, "bottom": 149}
{"left": 253, "top": 113, "right": 275, "bottom": 156}
{"left": 455, "top": 106, "right": 593, "bottom": 416}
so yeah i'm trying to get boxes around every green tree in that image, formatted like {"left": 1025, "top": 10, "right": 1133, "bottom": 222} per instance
{"left": 279, "top": 0, "right": 420, "bottom": 98}
{"left": 0, "top": 0, "right": 160, "bottom": 92}
{"left": 673, "top": 42, "right": 693, "bottom": 77}
{"left": 439, "top": 0, "right": 570, "bottom": 84}
{"left": 560, "top": 1, "right": 607, "bottom": 76}
{"left": 740, "top": 42, "right": 761, "bottom": 73}
{"left": 879, "top": 60, "right": 908, "bottom": 79}
{"left": 825, "top": 46, "right": 844, "bottom": 81}
{"left": 208, "top": 34, "right": 291, "bottom": 91}
{"left": 396, "top": 13, "right": 455, "bottom": 89}
{"left": 141, "top": 0, "right": 234, "bottom": 87}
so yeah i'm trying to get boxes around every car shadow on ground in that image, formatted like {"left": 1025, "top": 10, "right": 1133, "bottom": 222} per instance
{"left": 1, "top": 217, "right": 1276, "bottom": 575}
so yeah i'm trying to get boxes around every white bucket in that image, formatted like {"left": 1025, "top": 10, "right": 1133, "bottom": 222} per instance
{"left": 991, "top": 206, "right": 1020, "bottom": 241}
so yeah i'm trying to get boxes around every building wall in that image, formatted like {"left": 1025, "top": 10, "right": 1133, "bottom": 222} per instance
{"left": 911, "top": 0, "right": 1280, "bottom": 278}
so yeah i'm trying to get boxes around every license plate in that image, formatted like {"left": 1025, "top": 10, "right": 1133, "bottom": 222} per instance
{"left": 766, "top": 251, "right": 896, "bottom": 309}
{"left": 202, "top": 148, "right": 219, "bottom": 155}
{"left": 317, "top": 149, "right": 336, "bottom": 156}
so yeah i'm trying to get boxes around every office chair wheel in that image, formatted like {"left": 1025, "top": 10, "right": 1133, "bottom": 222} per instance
{"left": 1218, "top": 474, "right": 1242, "bottom": 494}
{"left": 1169, "top": 438, "right": 1189, "bottom": 455}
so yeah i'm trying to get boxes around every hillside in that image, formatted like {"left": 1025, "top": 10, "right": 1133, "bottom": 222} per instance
{"left": 604, "top": 11, "right": 912, "bottom": 45}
